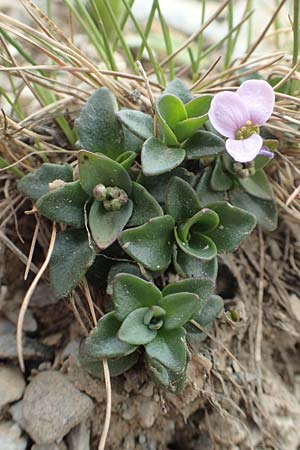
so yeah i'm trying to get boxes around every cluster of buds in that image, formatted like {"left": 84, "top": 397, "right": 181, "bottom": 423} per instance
{"left": 233, "top": 160, "right": 255, "bottom": 178}
{"left": 93, "top": 184, "right": 128, "bottom": 211}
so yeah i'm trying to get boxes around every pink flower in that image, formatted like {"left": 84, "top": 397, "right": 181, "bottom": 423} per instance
{"left": 208, "top": 80, "right": 275, "bottom": 163}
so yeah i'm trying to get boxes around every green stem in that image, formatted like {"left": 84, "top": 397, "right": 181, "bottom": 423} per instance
{"left": 224, "top": 0, "right": 234, "bottom": 68}
{"left": 293, "top": 0, "right": 300, "bottom": 67}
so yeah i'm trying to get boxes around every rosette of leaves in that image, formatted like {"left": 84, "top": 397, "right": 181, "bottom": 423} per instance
{"left": 18, "top": 151, "right": 162, "bottom": 298}
{"left": 119, "top": 176, "right": 257, "bottom": 273}
{"left": 116, "top": 80, "right": 215, "bottom": 176}
{"left": 196, "top": 141, "right": 278, "bottom": 231}
{"left": 79, "top": 273, "right": 214, "bottom": 392}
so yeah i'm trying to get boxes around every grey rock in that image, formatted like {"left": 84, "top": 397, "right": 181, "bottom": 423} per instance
{"left": 0, "top": 421, "right": 27, "bottom": 450}
{"left": 67, "top": 421, "right": 90, "bottom": 450}
{"left": 0, "top": 365, "right": 26, "bottom": 411}
{"left": 9, "top": 400, "right": 25, "bottom": 429}
{"left": 30, "top": 284, "right": 60, "bottom": 307}
{"left": 0, "top": 334, "right": 53, "bottom": 361}
{"left": 23, "top": 371, "right": 94, "bottom": 444}
{"left": 32, "top": 443, "right": 67, "bottom": 450}
{"left": 0, "top": 317, "right": 16, "bottom": 335}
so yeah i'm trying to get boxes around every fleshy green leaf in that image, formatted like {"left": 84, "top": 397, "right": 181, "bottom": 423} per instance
{"left": 229, "top": 186, "right": 277, "bottom": 231}
{"left": 205, "top": 202, "right": 257, "bottom": 252}
{"left": 159, "top": 293, "right": 199, "bottom": 330}
{"left": 175, "top": 228, "right": 217, "bottom": 261}
{"left": 123, "top": 127, "right": 143, "bottom": 153}
{"left": 128, "top": 182, "right": 163, "bottom": 226}
{"left": 173, "top": 248, "right": 218, "bottom": 280}
{"left": 196, "top": 167, "right": 226, "bottom": 205}
{"left": 177, "top": 209, "right": 219, "bottom": 241}
{"left": 75, "top": 87, "right": 124, "bottom": 159}
{"left": 79, "top": 349, "right": 139, "bottom": 378}
{"left": 156, "top": 94, "right": 187, "bottom": 128}
{"left": 80, "top": 312, "right": 136, "bottom": 359}
{"left": 184, "top": 131, "right": 225, "bottom": 159}
{"left": 116, "top": 109, "right": 154, "bottom": 140}
{"left": 113, "top": 273, "right": 161, "bottom": 321}
{"left": 145, "top": 327, "right": 187, "bottom": 373}
{"left": 50, "top": 229, "right": 96, "bottom": 298}
{"left": 140, "top": 167, "right": 195, "bottom": 204}
{"left": 119, "top": 215, "right": 175, "bottom": 271}
{"left": 141, "top": 137, "right": 185, "bottom": 176}
{"left": 164, "top": 79, "right": 192, "bottom": 104}
{"left": 187, "top": 294, "right": 224, "bottom": 333}
{"left": 156, "top": 94, "right": 187, "bottom": 145}
{"left": 185, "top": 95, "right": 212, "bottom": 118}
{"left": 106, "top": 263, "right": 145, "bottom": 296}
{"left": 146, "top": 355, "right": 187, "bottom": 392}
{"left": 18, "top": 163, "right": 73, "bottom": 203}
{"left": 166, "top": 176, "right": 201, "bottom": 223}
{"left": 162, "top": 278, "right": 214, "bottom": 313}
{"left": 210, "top": 158, "right": 233, "bottom": 191}
{"left": 238, "top": 170, "right": 274, "bottom": 200}
{"left": 36, "top": 181, "right": 88, "bottom": 228}
{"left": 89, "top": 199, "right": 133, "bottom": 249}
{"left": 78, "top": 150, "right": 132, "bottom": 196}
{"left": 115, "top": 151, "right": 136, "bottom": 171}
{"left": 173, "top": 116, "right": 208, "bottom": 142}
{"left": 118, "top": 308, "right": 158, "bottom": 345}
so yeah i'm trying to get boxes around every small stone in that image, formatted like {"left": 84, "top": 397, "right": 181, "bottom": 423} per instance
{"left": 209, "top": 413, "right": 247, "bottom": 445}
{"left": 9, "top": 400, "right": 25, "bottom": 429}
{"left": 0, "top": 317, "right": 16, "bottom": 335}
{"left": 0, "top": 421, "right": 27, "bottom": 450}
{"left": 23, "top": 371, "right": 94, "bottom": 444}
{"left": 32, "top": 443, "right": 67, "bottom": 450}
{"left": 66, "top": 421, "right": 90, "bottom": 450}
{"left": 290, "top": 294, "right": 300, "bottom": 323}
{"left": 0, "top": 365, "right": 26, "bottom": 411}
{"left": 0, "top": 334, "right": 53, "bottom": 361}
{"left": 137, "top": 397, "right": 159, "bottom": 428}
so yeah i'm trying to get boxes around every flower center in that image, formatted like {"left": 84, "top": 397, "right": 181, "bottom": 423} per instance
{"left": 235, "top": 120, "right": 259, "bottom": 140}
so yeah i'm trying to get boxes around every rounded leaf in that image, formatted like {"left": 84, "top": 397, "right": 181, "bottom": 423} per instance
{"left": 173, "top": 248, "right": 218, "bottom": 280}
{"left": 118, "top": 308, "right": 158, "bottom": 345}
{"left": 174, "top": 116, "right": 208, "bottom": 142}
{"left": 119, "top": 215, "right": 175, "bottom": 271}
{"left": 185, "top": 95, "right": 212, "bottom": 118}
{"left": 89, "top": 199, "right": 133, "bottom": 249}
{"left": 128, "top": 182, "right": 163, "bottom": 227}
{"left": 205, "top": 201, "right": 257, "bottom": 252}
{"left": 18, "top": 163, "right": 73, "bottom": 203}
{"left": 36, "top": 181, "right": 88, "bottom": 228}
{"left": 81, "top": 312, "right": 137, "bottom": 359}
{"left": 196, "top": 167, "right": 226, "bottom": 205}
{"left": 210, "top": 158, "right": 233, "bottom": 192}
{"left": 229, "top": 186, "right": 277, "bottom": 231}
{"left": 159, "top": 292, "right": 200, "bottom": 330}
{"left": 78, "top": 150, "right": 132, "bottom": 196}
{"left": 116, "top": 109, "right": 154, "bottom": 140}
{"left": 79, "top": 350, "right": 139, "bottom": 378}
{"left": 75, "top": 87, "right": 124, "bottom": 159}
{"left": 164, "top": 79, "right": 192, "bottom": 104}
{"left": 113, "top": 273, "right": 162, "bottom": 321}
{"left": 184, "top": 131, "right": 225, "bottom": 159}
{"left": 145, "top": 327, "right": 187, "bottom": 373}
{"left": 50, "top": 229, "right": 96, "bottom": 298}
{"left": 141, "top": 137, "right": 185, "bottom": 176}
{"left": 175, "top": 228, "right": 217, "bottom": 261}
{"left": 166, "top": 176, "right": 201, "bottom": 223}
{"left": 238, "top": 169, "right": 274, "bottom": 200}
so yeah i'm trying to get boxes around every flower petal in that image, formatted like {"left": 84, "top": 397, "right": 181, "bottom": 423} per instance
{"left": 226, "top": 134, "right": 263, "bottom": 163}
{"left": 237, "top": 80, "right": 274, "bottom": 126}
{"left": 208, "top": 92, "right": 250, "bottom": 138}
{"left": 258, "top": 146, "right": 274, "bottom": 159}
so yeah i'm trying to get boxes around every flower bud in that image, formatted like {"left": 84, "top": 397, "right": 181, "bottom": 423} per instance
{"left": 93, "top": 184, "right": 107, "bottom": 201}
{"left": 110, "top": 199, "right": 122, "bottom": 211}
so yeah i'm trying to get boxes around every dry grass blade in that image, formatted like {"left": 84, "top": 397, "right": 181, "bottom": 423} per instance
{"left": 17, "top": 222, "right": 56, "bottom": 372}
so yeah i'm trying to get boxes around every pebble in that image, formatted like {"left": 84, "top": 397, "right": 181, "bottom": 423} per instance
{"left": 0, "top": 365, "right": 26, "bottom": 411}
{"left": 32, "top": 443, "right": 67, "bottom": 450}
{"left": 0, "top": 334, "right": 53, "bottom": 361}
{"left": 66, "top": 421, "right": 91, "bottom": 450}
{"left": 9, "top": 400, "right": 25, "bottom": 429}
{"left": 0, "top": 421, "right": 27, "bottom": 450}
{"left": 23, "top": 371, "right": 94, "bottom": 444}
